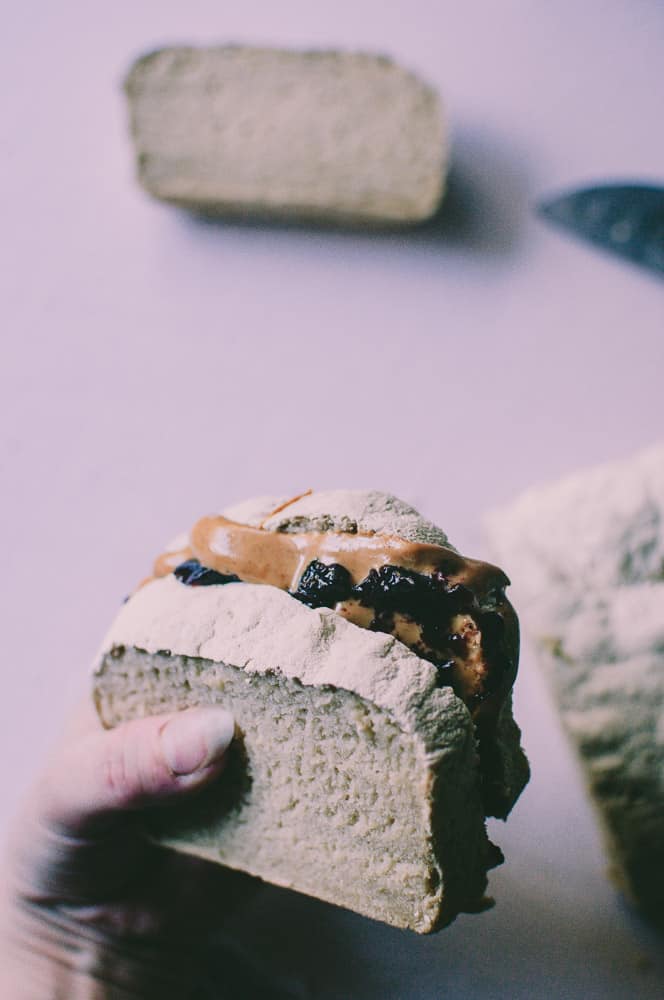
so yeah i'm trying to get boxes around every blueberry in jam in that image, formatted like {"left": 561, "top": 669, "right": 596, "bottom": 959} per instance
{"left": 442, "top": 582, "right": 476, "bottom": 612}
{"left": 435, "top": 659, "right": 456, "bottom": 678}
{"left": 353, "top": 565, "right": 476, "bottom": 620}
{"left": 291, "top": 560, "right": 353, "bottom": 608}
{"left": 353, "top": 565, "right": 424, "bottom": 615}
{"left": 174, "top": 559, "right": 241, "bottom": 587}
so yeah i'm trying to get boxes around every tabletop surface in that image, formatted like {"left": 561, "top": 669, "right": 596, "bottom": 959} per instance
{"left": 2, "top": 2, "right": 664, "bottom": 997}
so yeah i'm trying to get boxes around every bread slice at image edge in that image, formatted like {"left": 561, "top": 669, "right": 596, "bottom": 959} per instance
{"left": 487, "top": 445, "right": 664, "bottom": 924}
{"left": 94, "top": 491, "right": 528, "bottom": 933}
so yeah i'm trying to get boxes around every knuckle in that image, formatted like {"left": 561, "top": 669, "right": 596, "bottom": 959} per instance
{"left": 99, "top": 725, "right": 174, "bottom": 807}
{"left": 100, "top": 738, "right": 135, "bottom": 807}
{"left": 144, "top": 756, "right": 172, "bottom": 797}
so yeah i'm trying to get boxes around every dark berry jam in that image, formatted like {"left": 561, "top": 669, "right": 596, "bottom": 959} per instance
{"left": 291, "top": 559, "right": 353, "bottom": 608}
{"left": 353, "top": 565, "right": 476, "bottom": 620}
{"left": 174, "top": 559, "right": 241, "bottom": 587}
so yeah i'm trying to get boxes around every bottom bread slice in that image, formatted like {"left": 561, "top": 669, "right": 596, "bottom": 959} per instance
{"left": 95, "top": 645, "right": 494, "bottom": 934}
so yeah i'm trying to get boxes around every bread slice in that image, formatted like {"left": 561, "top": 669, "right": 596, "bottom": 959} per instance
{"left": 94, "top": 491, "right": 528, "bottom": 933}
{"left": 487, "top": 445, "right": 664, "bottom": 923}
{"left": 124, "top": 47, "right": 446, "bottom": 225}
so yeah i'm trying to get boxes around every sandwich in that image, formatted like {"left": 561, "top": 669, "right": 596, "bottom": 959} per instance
{"left": 94, "top": 490, "right": 528, "bottom": 933}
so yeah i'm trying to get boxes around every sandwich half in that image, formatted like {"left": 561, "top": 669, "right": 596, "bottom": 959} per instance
{"left": 94, "top": 490, "right": 528, "bottom": 933}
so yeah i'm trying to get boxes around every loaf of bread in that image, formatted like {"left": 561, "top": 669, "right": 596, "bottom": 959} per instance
{"left": 124, "top": 47, "right": 446, "bottom": 226}
{"left": 94, "top": 491, "right": 528, "bottom": 933}
{"left": 487, "top": 445, "right": 664, "bottom": 923}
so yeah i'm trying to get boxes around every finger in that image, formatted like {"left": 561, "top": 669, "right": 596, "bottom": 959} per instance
{"left": 38, "top": 707, "right": 235, "bottom": 835}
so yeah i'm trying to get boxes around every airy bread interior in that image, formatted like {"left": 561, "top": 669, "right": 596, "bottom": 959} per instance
{"left": 95, "top": 646, "right": 491, "bottom": 933}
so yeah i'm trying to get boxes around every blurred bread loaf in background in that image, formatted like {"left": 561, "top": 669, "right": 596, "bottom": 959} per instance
{"left": 124, "top": 46, "right": 446, "bottom": 225}
{"left": 487, "top": 443, "right": 664, "bottom": 924}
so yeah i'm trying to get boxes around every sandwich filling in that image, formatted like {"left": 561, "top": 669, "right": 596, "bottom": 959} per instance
{"left": 149, "top": 510, "right": 519, "bottom": 729}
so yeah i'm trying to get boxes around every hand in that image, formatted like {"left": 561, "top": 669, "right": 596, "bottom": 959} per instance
{"left": 0, "top": 700, "right": 244, "bottom": 999}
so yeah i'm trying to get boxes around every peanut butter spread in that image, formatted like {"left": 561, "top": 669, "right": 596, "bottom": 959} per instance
{"left": 163, "top": 513, "right": 506, "bottom": 592}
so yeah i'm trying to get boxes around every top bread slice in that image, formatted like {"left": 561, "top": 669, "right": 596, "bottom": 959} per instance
{"left": 124, "top": 47, "right": 446, "bottom": 225}
{"left": 487, "top": 445, "right": 664, "bottom": 922}
{"left": 94, "top": 491, "right": 528, "bottom": 933}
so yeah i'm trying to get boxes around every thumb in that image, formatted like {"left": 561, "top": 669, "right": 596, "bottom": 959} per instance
{"left": 40, "top": 707, "right": 235, "bottom": 835}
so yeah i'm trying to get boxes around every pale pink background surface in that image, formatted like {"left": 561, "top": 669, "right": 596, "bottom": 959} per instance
{"left": 2, "top": 2, "right": 664, "bottom": 997}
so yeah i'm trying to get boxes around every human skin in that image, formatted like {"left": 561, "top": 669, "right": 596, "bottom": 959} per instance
{"left": 0, "top": 702, "right": 242, "bottom": 999}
